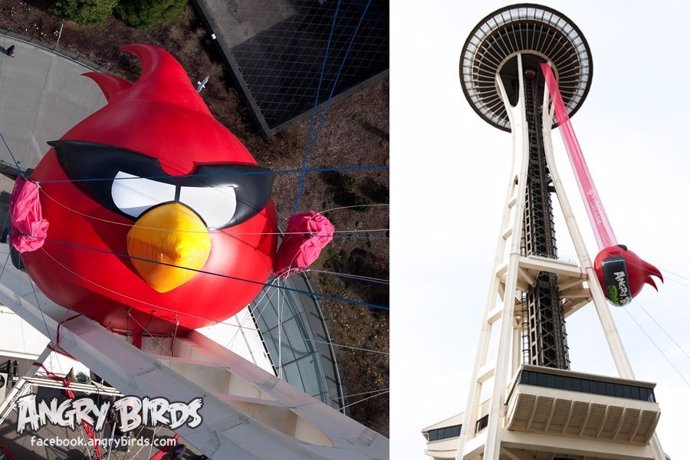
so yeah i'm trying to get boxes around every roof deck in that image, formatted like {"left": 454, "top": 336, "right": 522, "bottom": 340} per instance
{"left": 423, "top": 365, "right": 662, "bottom": 460}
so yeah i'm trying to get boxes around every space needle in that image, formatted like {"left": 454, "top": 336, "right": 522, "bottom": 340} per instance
{"left": 423, "top": 4, "right": 667, "bottom": 459}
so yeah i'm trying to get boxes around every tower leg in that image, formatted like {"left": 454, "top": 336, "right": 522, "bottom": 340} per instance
{"left": 457, "top": 57, "right": 532, "bottom": 460}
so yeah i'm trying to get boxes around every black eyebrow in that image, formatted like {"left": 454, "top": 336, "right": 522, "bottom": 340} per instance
{"left": 51, "top": 140, "right": 275, "bottom": 227}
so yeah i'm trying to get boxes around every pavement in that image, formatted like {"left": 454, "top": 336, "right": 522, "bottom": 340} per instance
{"left": 0, "top": 34, "right": 106, "bottom": 174}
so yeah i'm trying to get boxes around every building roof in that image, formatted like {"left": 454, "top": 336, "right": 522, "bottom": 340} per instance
{"left": 194, "top": 0, "right": 389, "bottom": 136}
{"left": 250, "top": 273, "right": 345, "bottom": 411}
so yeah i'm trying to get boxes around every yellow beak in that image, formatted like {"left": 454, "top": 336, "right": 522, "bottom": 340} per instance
{"left": 127, "top": 202, "right": 211, "bottom": 293}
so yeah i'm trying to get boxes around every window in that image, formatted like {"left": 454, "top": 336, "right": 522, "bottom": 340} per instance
{"left": 475, "top": 415, "right": 489, "bottom": 433}
{"left": 426, "top": 424, "right": 462, "bottom": 442}
{"left": 518, "top": 369, "right": 655, "bottom": 402}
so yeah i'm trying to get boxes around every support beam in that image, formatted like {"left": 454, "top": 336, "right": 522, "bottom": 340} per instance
{"left": 0, "top": 245, "right": 388, "bottom": 459}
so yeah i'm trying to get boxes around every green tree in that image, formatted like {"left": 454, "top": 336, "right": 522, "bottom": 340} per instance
{"left": 50, "top": 0, "right": 118, "bottom": 26}
{"left": 115, "top": 0, "right": 187, "bottom": 29}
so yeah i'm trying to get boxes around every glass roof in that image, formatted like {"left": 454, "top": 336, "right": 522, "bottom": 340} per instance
{"left": 197, "top": 0, "right": 389, "bottom": 136}
{"left": 250, "top": 273, "right": 344, "bottom": 411}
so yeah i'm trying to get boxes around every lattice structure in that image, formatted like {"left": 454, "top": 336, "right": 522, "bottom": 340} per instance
{"left": 250, "top": 274, "right": 345, "bottom": 411}
{"left": 520, "top": 70, "right": 569, "bottom": 370}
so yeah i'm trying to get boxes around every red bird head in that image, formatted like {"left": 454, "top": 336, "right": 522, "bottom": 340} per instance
{"left": 21, "top": 44, "right": 277, "bottom": 333}
{"left": 594, "top": 245, "right": 663, "bottom": 306}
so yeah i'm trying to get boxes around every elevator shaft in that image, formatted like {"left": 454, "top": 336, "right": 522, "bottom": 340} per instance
{"left": 519, "top": 66, "right": 570, "bottom": 370}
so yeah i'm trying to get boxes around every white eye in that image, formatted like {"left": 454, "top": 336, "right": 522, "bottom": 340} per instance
{"left": 179, "top": 185, "right": 237, "bottom": 229}
{"left": 111, "top": 171, "right": 238, "bottom": 228}
{"left": 112, "top": 171, "right": 176, "bottom": 218}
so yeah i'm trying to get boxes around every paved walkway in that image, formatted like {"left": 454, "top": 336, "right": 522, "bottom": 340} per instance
{"left": 0, "top": 33, "right": 105, "bottom": 173}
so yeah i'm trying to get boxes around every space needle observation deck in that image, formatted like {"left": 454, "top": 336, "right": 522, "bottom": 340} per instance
{"left": 460, "top": 3, "right": 593, "bottom": 132}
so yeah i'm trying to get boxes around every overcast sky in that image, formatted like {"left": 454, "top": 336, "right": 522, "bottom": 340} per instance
{"left": 391, "top": 1, "right": 690, "bottom": 458}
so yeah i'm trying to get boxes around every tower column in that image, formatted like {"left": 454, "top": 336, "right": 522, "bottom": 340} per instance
{"left": 539, "top": 85, "right": 635, "bottom": 380}
{"left": 455, "top": 60, "right": 532, "bottom": 459}
{"left": 481, "top": 56, "right": 533, "bottom": 460}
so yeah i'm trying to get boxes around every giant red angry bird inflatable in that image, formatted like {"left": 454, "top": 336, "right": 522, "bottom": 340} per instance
{"left": 593, "top": 245, "right": 663, "bottom": 306}
{"left": 15, "top": 45, "right": 278, "bottom": 334}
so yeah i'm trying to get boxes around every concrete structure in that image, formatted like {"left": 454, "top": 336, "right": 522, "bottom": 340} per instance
{"left": 423, "top": 4, "right": 665, "bottom": 460}
{"left": 0, "top": 244, "right": 388, "bottom": 459}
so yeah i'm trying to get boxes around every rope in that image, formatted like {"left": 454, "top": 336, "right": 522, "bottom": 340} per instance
{"left": 648, "top": 264, "right": 690, "bottom": 288}
{"left": 622, "top": 307, "right": 690, "bottom": 386}
{"left": 55, "top": 313, "right": 82, "bottom": 352}
{"left": 305, "top": 338, "right": 388, "bottom": 355}
{"left": 225, "top": 280, "right": 278, "bottom": 349}
{"left": 339, "top": 389, "right": 389, "bottom": 411}
{"left": 320, "top": 203, "right": 389, "bottom": 214}
{"left": 29, "top": 266, "right": 55, "bottom": 343}
{"left": 34, "top": 236, "right": 389, "bottom": 311}
{"left": 277, "top": 277, "right": 283, "bottom": 379}
{"left": 634, "top": 299, "right": 690, "bottom": 363}
{"left": 34, "top": 163, "right": 388, "bottom": 185}
{"left": 339, "top": 387, "right": 390, "bottom": 400}
{"left": 36, "top": 243, "right": 387, "bottom": 342}
{"left": 170, "top": 315, "right": 179, "bottom": 356}
{"left": 0, "top": 132, "right": 23, "bottom": 176}
{"left": 0, "top": 251, "right": 57, "bottom": 346}
{"left": 126, "top": 309, "right": 174, "bottom": 351}
{"left": 292, "top": 0, "right": 373, "bottom": 213}
{"left": 38, "top": 184, "right": 388, "bottom": 238}
{"left": 292, "top": 0, "right": 343, "bottom": 214}
{"left": 308, "top": 269, "right": 389, "bottom": 285}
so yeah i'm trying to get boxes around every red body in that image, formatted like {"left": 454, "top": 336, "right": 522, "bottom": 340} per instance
{"left": 21, "top": 45, "right": 277, "bottom": 333}
{"left": 593, "top": 245, "right": 663, "bottom": 303}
